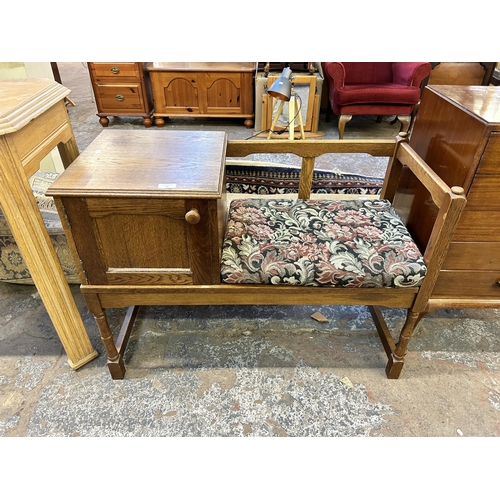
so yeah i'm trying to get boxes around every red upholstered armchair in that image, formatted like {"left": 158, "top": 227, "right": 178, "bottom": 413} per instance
{"left": 323, "top": 62, "right": 432, "bottom": 139}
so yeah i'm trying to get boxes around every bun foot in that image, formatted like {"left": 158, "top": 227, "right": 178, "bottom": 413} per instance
{"left": 99, "top": 116, "right": 109, "bottom": 127}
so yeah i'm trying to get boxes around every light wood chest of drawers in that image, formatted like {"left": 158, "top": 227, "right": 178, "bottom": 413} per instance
{"left": 88, "top": 62, "right": 153, "bottom": 127}
{"left": 394, "top": 85, "right": 500, "bottom": 310}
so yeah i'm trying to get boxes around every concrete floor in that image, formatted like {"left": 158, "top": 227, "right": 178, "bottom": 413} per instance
{"left": 1, "top": 64, "right": 500, "bottom": 445}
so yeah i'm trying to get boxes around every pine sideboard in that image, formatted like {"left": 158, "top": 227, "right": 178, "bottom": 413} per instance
{"left": 146, "top": 63, "right": 255, "bottom": 128}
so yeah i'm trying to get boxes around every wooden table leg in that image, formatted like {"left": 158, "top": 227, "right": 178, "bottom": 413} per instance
{"left": 0, "top": 138, "right": 98, "bottom": 369}
{"left": 57, "top": 135, "right": 80, "bottom": 169}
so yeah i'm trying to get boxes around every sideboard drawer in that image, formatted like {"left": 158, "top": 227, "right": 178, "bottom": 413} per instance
{"left": 433, "top": 270, "right": 500, "bottom": 298}
{"left": 93, "top": 83, "right": 145, "bottom": 113}
{"left": 91, "top": 62, "right": 141, "bottom": 79}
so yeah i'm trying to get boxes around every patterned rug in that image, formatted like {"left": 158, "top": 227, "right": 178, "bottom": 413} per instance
{"left": 225, "top": 163, "right": 383, "bottom": 196}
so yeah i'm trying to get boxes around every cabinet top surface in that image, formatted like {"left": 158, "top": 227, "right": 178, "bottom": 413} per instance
{"left": 147, "top": 62, "right": 257, "bottom": 72}
{"left": 429, "top": 85, "right": 500, "bottom": 124}
{"left": 47, "top": 130, "right": 227, "bottom": 198}
{"left": 0, "top": 78, "right": 70, "bottom": 135}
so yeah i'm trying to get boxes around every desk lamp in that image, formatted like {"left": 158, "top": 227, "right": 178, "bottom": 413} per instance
{"left": 267, "top": 67, "right": 305, "bottom": 140}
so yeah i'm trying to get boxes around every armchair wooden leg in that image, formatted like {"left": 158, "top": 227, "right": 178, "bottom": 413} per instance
{"left": 397, "top": 115, "right": 411, "bottom": 134}
{"left": 338, "top": 114, "right": 352, "bottom": 139}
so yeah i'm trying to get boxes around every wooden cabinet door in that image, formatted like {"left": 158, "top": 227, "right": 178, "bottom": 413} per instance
{"left": 149, "top": 72, "right": 202, "bottom": 114}
{"left": 204, "top": 72, "right": 245, "bottom": 115}
{"left": 61, "top": 197, "right": 221, "bottom": 286}
{"left": 149, "top": 70, "right": 254, "bottom": 117}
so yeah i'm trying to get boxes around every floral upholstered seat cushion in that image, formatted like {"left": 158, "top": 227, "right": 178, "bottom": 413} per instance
{"left": 221, "top": 198, "right": 426, "bottom": 288}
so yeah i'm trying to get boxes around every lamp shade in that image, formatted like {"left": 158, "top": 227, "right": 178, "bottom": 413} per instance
{"left": 267, "top": 67, "right": 292, "bottom": 101}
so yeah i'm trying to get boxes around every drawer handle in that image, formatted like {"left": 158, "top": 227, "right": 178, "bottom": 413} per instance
{"left": 110, "top": 67, "right": 120, "bottom": 74}
{"left": 115, "top": 94, "right": 125, "bottom": 101}
{"left": 185, "top": 209, "right": 200, "bottom": 225}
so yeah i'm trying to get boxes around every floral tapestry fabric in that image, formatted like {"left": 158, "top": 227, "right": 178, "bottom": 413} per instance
{"left": 221, "top": 198, "right": 426, "bottom": 288}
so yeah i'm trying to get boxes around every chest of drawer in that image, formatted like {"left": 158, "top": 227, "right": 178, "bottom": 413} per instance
{"left": 443, "top": 242, "right": 500, "bottom": 269}
{"left": 466, "top": 175, "right": 500, "bottom": 210}
{"left": 477, "top": 132, "right": 500, "bottom": 175}
{"left": 432, "top": 270, "right": 500, "bottom": 298}
{"left": 90, "top": 62, "right": 142, "bottom": 79}
{"left": 93, "top": 83, "right": 145, "bottom": 113}
{"left": 453, "top": 210, "right": 500, "bottom": 241}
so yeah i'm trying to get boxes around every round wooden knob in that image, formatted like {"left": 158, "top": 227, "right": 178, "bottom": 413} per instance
{"left": 185, "top": 209, "right": 200, "bottom": 224}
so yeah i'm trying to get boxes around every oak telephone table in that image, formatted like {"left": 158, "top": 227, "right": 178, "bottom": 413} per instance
{"left": 47, "top": 129, "right": 466, "bottom": 380}
{"left": 0, "top": 79, "right": 97, "bottom": 369}
{"left": 47, "top": 129, "right": 227, "bottom": 379}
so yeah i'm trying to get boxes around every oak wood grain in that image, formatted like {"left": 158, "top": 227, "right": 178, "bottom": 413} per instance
{"left": 47, "top": 129, "right": 227, "bottom": 198}
{"left": 0, "top": 79, "right": 97, "bottom": 369}
{"left": 51, "top": 130, "right": 467, "bottom": 379}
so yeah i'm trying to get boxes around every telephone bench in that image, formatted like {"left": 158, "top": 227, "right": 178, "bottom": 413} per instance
{"left": 47, "top": 130, "right": 466, "bottom": 380}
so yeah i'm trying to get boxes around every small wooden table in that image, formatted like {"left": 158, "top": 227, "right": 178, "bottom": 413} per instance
{"left": 147, "top": 62, "right": 255, "bottom": 128}
{"left": 47, "top": 129, "right": 227, "bottom": 378}
{"left": 0, "top": 79, "right": 98, "bottom": 369}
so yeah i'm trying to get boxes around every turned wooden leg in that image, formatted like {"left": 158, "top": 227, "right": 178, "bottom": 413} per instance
{"left": 385, "top": 310, "right": 421, "bottom": 379}
{"left": 155, "top": 117, "right": 165, "bottom": 127}
{"left": 143, "top": 116, "right": 153, "bottom": 128}
{"left": 99, "top": 116, "right": 109, "bottom": 127}
{"left": 84, "top": 293, "right": 126, "bottom": 380}
{"left": 338, "top": 114, "right": 352, "bottom": 139}
{"left": 244, "top": 118, "right": 254, "bottom": 128}
{"left": 397, "top": 115, "right": 411, "bottom": 134}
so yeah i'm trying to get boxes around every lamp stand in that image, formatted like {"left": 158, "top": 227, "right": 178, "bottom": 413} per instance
{"left": 267, "top": 93, "right": 305, "bottom": 140}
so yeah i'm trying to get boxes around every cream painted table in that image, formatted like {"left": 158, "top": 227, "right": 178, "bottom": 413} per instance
{"left": 0, "top": 78, "right": 98, "bottom": 369}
